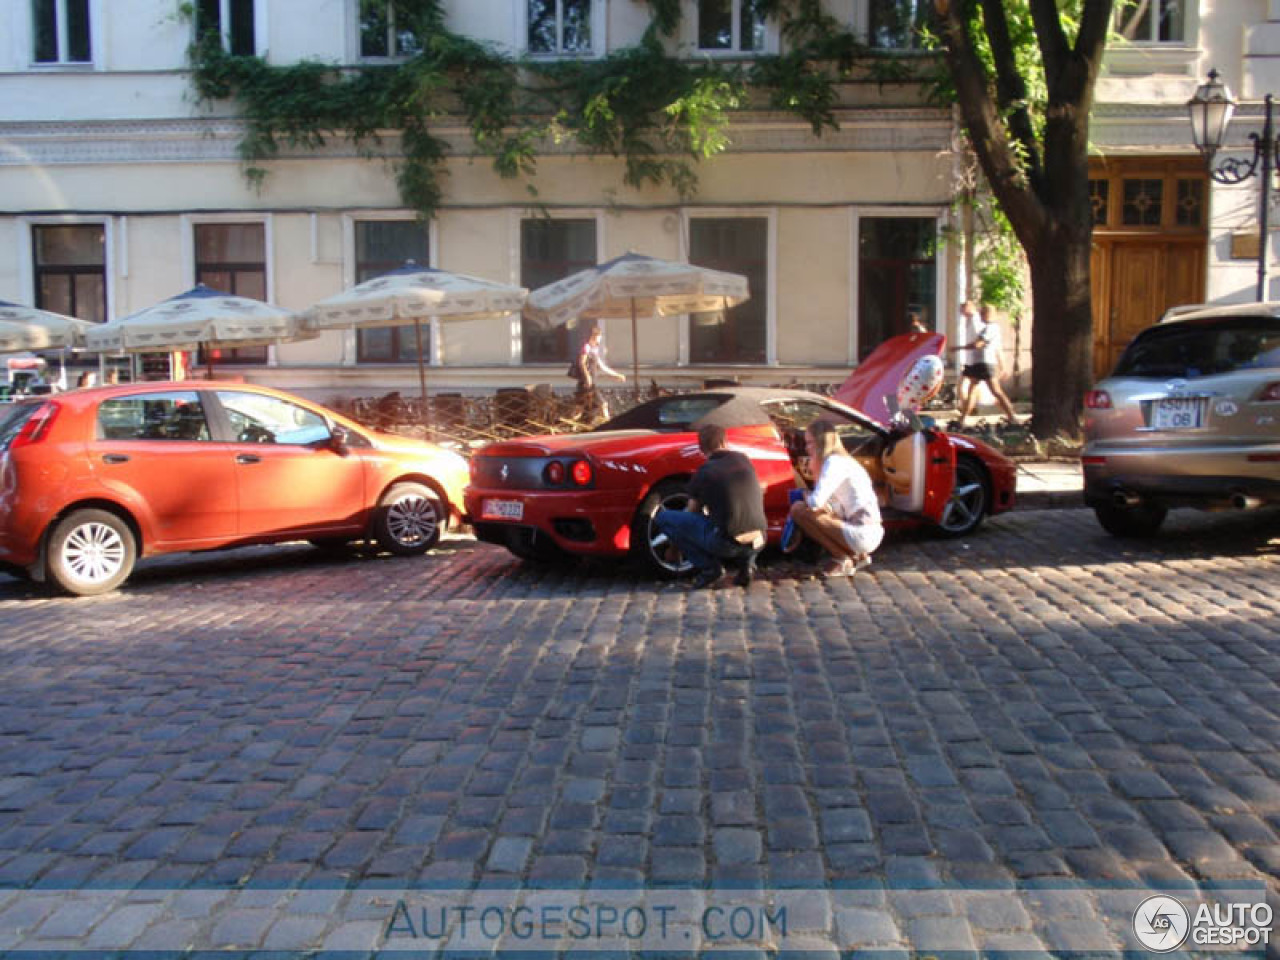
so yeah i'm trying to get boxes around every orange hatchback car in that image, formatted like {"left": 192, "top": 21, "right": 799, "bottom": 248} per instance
{"left": 0, "top": 382, "right": 469, "bottom": 595}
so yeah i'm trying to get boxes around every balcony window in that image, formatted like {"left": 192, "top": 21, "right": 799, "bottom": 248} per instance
{"left": 697, "top": 0, "right": 766, "bottom": 54}
{"left": 195, "top": 0, "right": 256, "bottom": 56}
{"left": 359, "top": 1, "right": 424, "bottom": 59}
{"left": 33, "top": 0, "right": 91, "bottom": 64}
{"left": 528, "top": 0, "right": 593, "bottom": 56}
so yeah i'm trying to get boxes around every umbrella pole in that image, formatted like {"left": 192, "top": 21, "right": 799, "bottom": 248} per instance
{"left": 414, "top": 318, "right": 431, "bottom": 438}
{"left": 630, "top": 297, "right": 640, "bottom": 401}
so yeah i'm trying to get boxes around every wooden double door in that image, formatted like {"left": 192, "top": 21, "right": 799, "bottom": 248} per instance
{"left": 1090, "top": 236, "right": 1205, "bottom": 377}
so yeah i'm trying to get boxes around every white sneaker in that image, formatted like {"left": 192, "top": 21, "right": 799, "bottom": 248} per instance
{"left": 853, "top": 553, "right": 872, "bottom": 573}
{"left": 820, "top": 556, "right": 856, "bottom": 577}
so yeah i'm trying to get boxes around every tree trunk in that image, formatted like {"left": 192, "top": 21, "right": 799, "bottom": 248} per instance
{"left": 1027, "top": 218, "right": 1093, "bottom": 440}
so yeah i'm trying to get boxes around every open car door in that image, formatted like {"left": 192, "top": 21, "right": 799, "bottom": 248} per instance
{"left": 879, "top": 411, "right": 955, "bottom": 524}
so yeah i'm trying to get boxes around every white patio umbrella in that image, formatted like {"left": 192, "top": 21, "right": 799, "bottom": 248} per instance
{"left": 85, "top": 285, "right": 316, "bottom": 374}
{"left": 299, "top": 263, "right": 528, "bottom": 421}
{"left": 0, "top": 301, "right": 93, "bottom": 352}
{"left": 521, "top": 252, "right": 750, "bottom": 395}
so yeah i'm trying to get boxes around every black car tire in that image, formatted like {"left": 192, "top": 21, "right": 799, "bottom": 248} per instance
{"left": 505, "top": 527, "right": 573, "bottom": 565}
{"left": 934, "top": 456, "right": 989, "bottom": 538}
{"left": 1093, "top": 502, "right": 1167, "bottom": 538}
{"left": 46, "top": 508, "right": 137, "bottom": 596}
{"left": 374, "top": 482, "right": 443, "bottom": 555}
{"left": 631, "top": 479, "right": 694, "bottom": 578}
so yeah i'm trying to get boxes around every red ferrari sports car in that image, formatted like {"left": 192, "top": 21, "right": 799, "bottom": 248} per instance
{"left": 464, "top": 333, "right": 1016, "bottom": 575}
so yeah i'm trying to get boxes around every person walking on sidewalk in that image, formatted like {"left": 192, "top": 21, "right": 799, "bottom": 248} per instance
{"left": 569, "top": 324, "right": 625, "bottom": 421}
{"left": 951, "top": 303, "right": 1017, "bottom": 427}
{"left": 788, "top": 419, "right": 883, "bottom": 577}
{"left": 654, "top": 424, "right": 766, "bottom": 589}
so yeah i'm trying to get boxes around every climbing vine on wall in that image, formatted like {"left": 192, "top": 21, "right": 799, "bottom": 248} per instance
{"left": 185, "top": 0, "right": 932, "bottom": 219}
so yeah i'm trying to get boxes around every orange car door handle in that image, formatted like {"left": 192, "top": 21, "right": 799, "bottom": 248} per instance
{"left": 236, "top": 453, "right": 262, "bottom": 465}
{"left": 102, "top": 454, "right": 130, "bottom": 464}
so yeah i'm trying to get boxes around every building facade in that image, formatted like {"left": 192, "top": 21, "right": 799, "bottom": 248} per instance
{"left": 1, "top": 1, "right": 1271, "bottom": 400}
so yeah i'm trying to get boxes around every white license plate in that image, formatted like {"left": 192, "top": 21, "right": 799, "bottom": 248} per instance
{"left": 481, "top": 498, "right": 524, "bottom": 521}
{"left": 1151, "top": 397, "right": 1205, "bottom": 430}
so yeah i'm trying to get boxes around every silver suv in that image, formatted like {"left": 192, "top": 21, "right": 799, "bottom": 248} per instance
{"left": 1082, "top": 303, "right": 1280, "bottom": 536}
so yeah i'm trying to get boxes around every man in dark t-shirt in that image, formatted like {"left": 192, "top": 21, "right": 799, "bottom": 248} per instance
{"left": 653, "top": 423, "right": 767, "bottom": 588}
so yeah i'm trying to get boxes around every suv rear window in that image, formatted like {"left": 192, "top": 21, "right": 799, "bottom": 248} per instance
{"left": 1114, "top": 318, "right": 1280, "bottom": 379}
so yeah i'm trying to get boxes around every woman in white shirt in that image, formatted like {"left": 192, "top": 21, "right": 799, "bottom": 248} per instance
{"left": 788, "top": 419, "right": 884, "bottom": 577}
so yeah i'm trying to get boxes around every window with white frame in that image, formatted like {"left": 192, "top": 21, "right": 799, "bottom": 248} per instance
{"left": 520, "top": 218, "right": 597, "bottom": 363}
{"left": 696, "top": 0, "right": 766, "bottom": 54}
{"left": 354, "top": 220, "right": 429, "bottom": 364}
{"left": 195, "top": 0, "right": 256, "bottom": 56}
{"left": 867, "top": 0, "right": 931, "bottom": 51}
{"left": 1113, "top": 0, "right": 1184, "bottom": 43}
{"left": 194, "top": 222, "right": 267, "bottom": 364}
{"left": 32, "top": 0, "right": 91, "bottom": 64}
{"left": 33, "top": 224, "right": 106, "bottom": 323}
{"left": 527, "top": 0, "right": 595, "bottom": 56}
{"left": 688, "top": 217, "right": 767, "bottom": 364}
{"left": 359, "top": 0, "right": 424, "bottom": 59}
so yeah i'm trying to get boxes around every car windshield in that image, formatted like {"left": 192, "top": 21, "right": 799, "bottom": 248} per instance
{"left": 596, "top": 394, "right": 733, "bottom": 432}
{"left": 1113, "top": 318, "right": 1280, "bottom": 379}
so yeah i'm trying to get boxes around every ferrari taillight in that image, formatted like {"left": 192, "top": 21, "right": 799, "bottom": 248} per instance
{"left": 9, "top": 402, "right": 60, "bottom": 450}
{"left": 544, "top": 461, "right": 566, "bottom": 485}
{"left": 1084, "top": 390, "right": 1112, "bottom": 410}
{"left": 571, "top": 459, "right": 593, "bottom": 486}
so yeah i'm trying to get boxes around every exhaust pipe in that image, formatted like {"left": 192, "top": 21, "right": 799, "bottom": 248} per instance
{"left": 1113, "top": 490, "right": 1141, "bottom": 508}
{"left": 1231, "top": 493, "right": 1263, "bottom": 510}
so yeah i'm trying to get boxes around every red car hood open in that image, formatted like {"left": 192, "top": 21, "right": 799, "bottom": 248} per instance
{"left": 834, "top": 331, "right": 946, "bottom": 426}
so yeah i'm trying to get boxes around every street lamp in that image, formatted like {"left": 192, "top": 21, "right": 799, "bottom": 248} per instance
{"left": 1187, "top": 69, "right": 1279, "bottom": 301}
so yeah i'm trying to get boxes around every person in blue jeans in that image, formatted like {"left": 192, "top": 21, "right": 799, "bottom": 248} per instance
{"left": 654, "top": 423, "right": 766, "bottom": 588}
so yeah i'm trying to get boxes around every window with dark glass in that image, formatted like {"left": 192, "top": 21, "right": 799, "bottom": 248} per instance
{"left": 1122, "top": 179, "right": 1164, "bottom": 226}
{"left": 195, "top": 0, "right": 255, "bottom": 55}
{"left": 33, "top": 225, "right": 106, "bottom": 324}
{"left": 1114, "top": 0, "right": 1184, "bottom": 43}
{"left": 33, "top": 0, "right": 91, "bottom": 63}
{"left": 528, "top": 0, "right": 592, "bottom": 55}
{"left": 858, "top": 217, "right": 937, "bottom": 361}
{"left": 697, "top": 0, "right": 765, "bottom": 53}
{"left": 359, "top": 1, "right": 424, "bottom": 58}
{"left": 689, "top": 218, "right": 768, "bottom": 364}
{"left": 1175, "top": 178, "right": 1204, "bottom": 227}
{"left": 867, "top": 0, "right": 930, "bottom": 50}
{"left": 521, "top": 219, "right": 597, "bottom": 363}
{"left": 1089, "top": 179, "right": 1110, "bottom": 226}
{"left": 195, "top": 223, "right": 267, "bottom": 364}
{"left": 355, "top": 220, "right": 429, "bottom": 364}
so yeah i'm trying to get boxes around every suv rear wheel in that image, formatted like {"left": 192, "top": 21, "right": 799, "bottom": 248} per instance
{"left": 46, "top": 509, "right": 137, "bottom": 596}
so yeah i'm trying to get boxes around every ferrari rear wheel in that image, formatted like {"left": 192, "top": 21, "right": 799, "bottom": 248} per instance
{"left": 935, "top": 456, "right": 989, "bottom": 538}
{"left": 631, "top": 480, "right": 694, "bottom": 579}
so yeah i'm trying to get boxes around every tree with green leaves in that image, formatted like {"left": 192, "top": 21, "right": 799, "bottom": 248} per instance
{"left": 932, "top": 0, "right": 1112, "bottom": 440}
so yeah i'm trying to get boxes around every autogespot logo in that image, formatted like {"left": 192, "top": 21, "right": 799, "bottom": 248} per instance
{"left": 1133, "top": 895, "right": 1190, "bottom": 952}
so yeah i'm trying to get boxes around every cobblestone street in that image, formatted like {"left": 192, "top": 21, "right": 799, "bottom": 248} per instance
{"left": 0, "top": 506, "right": 1278, "bottom": 956}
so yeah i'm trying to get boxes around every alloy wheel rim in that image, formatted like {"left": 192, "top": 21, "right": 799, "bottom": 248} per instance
{"left": 62, "top": 522, "right": 126, "bottom": 585}
{"left": 942, "top": 478, "right": 984, "bottom": 531}
{"left": 387, "top": 494, "right": 439, "bottom": 546}
{"left": 649, "top": 492, "right": 693, "bottom": 573}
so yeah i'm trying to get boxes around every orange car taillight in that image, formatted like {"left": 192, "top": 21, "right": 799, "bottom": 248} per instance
{"left": 571, "top": 459, "right": 593, "bottom": 486}
{"left": 10, "top": 402, "right": 60, "bottom": 450}
{"left": 1084, "top": 390, "right": 1112, "bottom": 409}
{"left": 1259, "top": 382, "right": 1280, "bottom": 402}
